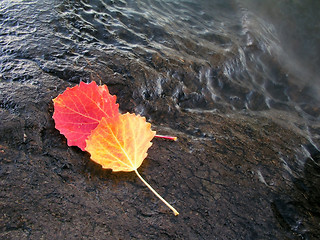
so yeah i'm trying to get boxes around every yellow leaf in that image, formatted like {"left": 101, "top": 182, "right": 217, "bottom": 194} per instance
{"left": 85, "top": 113, "right": 155, "bottom": 172}
{"left": 85, "top": 113, "right": 179, "bottom": 215}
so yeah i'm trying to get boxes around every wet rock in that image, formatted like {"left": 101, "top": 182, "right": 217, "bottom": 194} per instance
{"left": 1, "top": 70, "right": 319, "bottom": 239}
{"left": 1, "top": 0, "right": 319, "bottom": 239}
{"left": 246, "top": 91, "right": 269, "bottom": 111}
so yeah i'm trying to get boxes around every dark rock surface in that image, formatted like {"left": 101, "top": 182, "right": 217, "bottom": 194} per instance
{"left": 1, "top": 0, "right": 320, "bottom": 239}
{"left": 1, "top": 69, "right": 319, "bottom": 239}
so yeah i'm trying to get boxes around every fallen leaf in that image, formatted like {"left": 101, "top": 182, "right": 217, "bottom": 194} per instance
{"left": 86, "top": 113, "right": 179, "bottom": 215}
{"left": 52, "top": 81, "right": 119, "bottom": 150}
{"left": 85, "top": 113, "right": 155, "bottom": 172}
{"left": 52, "top": 81, "right": 179, "bottom": 215}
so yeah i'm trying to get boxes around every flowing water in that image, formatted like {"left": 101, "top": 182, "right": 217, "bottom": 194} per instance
{"left": 1, "top": 0, "right": 319, "bottom": 143}
{"left": 1, "top": 0, "right": 320, "bottom": 238}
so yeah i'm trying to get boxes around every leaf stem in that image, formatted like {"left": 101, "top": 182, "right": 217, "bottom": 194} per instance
{"left": 134, "top": 169, "right": 179, "bottom": 216}
{"left": 155, "top": 135, "right": 177, "bottom": 141}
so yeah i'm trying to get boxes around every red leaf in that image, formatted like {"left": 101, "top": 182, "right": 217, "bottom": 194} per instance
{"left": 52, "top": 81, "right": 179, "bottom": 215}
{"left": 52, "top": 81, "right": 119, "bottom": 150}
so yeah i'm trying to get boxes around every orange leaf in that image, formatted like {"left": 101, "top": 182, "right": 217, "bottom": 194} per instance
{"left": 52, "top": 81, "right": 119, "bottom": 150}
{"left": 85, "top": 113, "right": 155, "bottom": 172}
{"left": 85, "top": 113, "right": 179, "bottom": 215}
{"left": 52, "top": 82, "right": 179, "bottom": 215}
